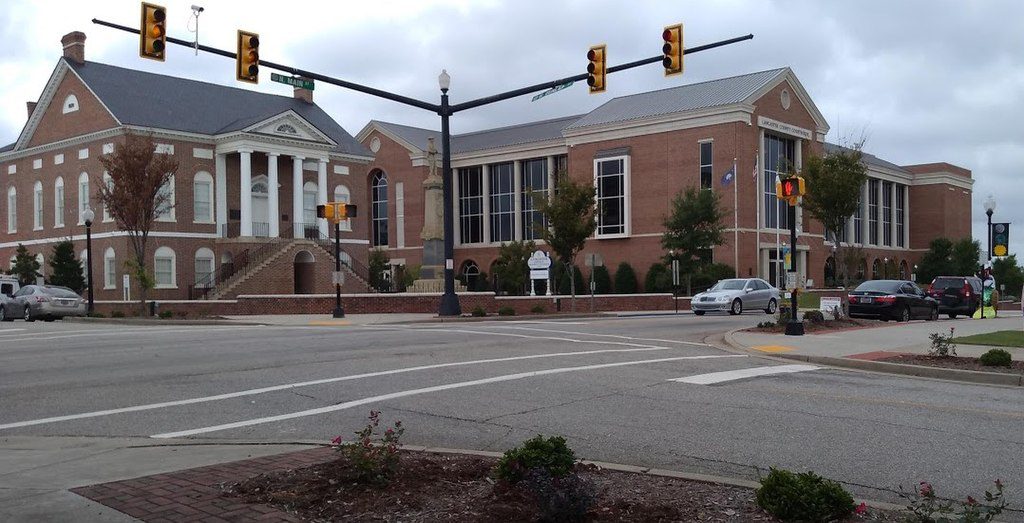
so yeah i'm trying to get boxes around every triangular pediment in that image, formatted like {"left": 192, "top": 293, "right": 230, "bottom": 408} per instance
{"left": 244, "top": 111, "right": 336, "bottom": 145}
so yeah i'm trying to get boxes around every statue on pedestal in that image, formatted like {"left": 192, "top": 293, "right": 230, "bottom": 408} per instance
{"left": 408, "top": 137, "right": 465, "bottom": 293}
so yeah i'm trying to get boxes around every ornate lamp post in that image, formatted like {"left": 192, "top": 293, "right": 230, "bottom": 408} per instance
{"left": 81, "top": 206, "right": 95, "bottom": 314}
{"left": 437, "top": 69, "right": 461, "bottom": 316}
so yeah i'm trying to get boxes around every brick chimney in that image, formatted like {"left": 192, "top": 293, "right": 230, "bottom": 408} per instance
{"left": 26, "top": 101, "right": 37, "bottom": 118}
{"left": 61, "top": 31, "right": 86, "bottom": 64}
{"left": 293, "top": 77, "right": 313, "bottom": 104}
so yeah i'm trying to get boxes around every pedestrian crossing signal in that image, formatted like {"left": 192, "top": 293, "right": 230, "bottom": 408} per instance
{"left": 776, "top": 176, "right": 805, "bottom": 205}
{"left": 140, "top": 2, "right": 167, "bottom": 61}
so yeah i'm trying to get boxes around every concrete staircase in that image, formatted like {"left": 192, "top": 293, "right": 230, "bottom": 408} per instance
{"left": 207, "top": 240, "right": 298, "bottom": 300}
{"left": 309, "top": 240, "right": 374, "bottom": 291}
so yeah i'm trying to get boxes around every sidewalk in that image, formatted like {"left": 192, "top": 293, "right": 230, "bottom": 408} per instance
{"left": 220, "top": 313, "right": 436, "bottom": 326}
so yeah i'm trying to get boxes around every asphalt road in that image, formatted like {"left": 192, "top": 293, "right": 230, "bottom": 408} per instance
{"left": 1, "top": 313, "right": 1021, "bottom": 515}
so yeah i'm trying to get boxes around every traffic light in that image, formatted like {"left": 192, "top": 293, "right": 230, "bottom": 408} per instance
{"left": 316, "top": 203, "right": 358, "bottom": 222}
{"left": 662, "top": 23, "right": 683, "bottom": 76}
{"left": 992, "top": 223, "right": 1010, "bottom": 257}
{"left": 587, "top": 44, "right": 606, "bottom": 94}
{"left": 236, "top": 30, "right": 260, "bottom": 84}
{"left": 139, "top": 2, "right": 167, "bottom": 61}
{"left": 316, "top": 204, "right": 333, "bottom": 220}
{"left": 776, "top": 176, "right": 805, "bottom": 204}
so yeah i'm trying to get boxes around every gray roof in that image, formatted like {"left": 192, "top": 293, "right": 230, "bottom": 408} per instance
{"left": 0, "top": 143, "right": 13, "bottom": 153}
{"left": 823, "top": 142, "right": 910, "bottom": 174}
{"left": 375, "top": 114, "right": 582, "bottom": 155}
{"left": 372, "top": 121, "right": 440, "bottom": 152}
{"left": 67, "top": 59, "right": 371, "bottom": 157}
{"left": 565, "top": 68, "right": 788, "bottom": 130}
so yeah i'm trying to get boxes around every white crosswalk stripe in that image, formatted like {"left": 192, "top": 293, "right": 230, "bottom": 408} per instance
{"left": 669, "top": 364, "right": 820, "bottom": 385}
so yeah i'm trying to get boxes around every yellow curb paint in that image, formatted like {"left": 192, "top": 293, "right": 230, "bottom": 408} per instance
{"left": 752, "top": 345, "right": 794, "bottom": 353}
{"left": 308, "top": 320, "right": 352, "bottom": 326}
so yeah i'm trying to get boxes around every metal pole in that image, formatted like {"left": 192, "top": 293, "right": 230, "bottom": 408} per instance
{"left": 85, "top": 221, "right": 94, "bottom": 314}
{"left": 983, "top": 209, "right": 993, "bottom": 319}
{"left": 987, "top": 210, "right": 993, "bottom": 262}
{"left": 438, "top": 90, "right": 461, "bottom": 316}
{"left": 333, "top": 220, "right": 344, "bottom": 318}
{"left": 785, "top": 203, "right": 804, "bottom": 335}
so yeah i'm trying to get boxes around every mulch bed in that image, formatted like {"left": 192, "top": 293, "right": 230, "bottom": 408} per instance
{"left": 878, "top": 354, "right": 1024, "bottom": 376}
{"left": 749, "top": 318, "right": 876, "bottom": 334}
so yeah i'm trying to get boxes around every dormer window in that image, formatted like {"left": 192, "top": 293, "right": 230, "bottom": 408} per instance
{"left": 275, "top": 124, "right": 298, "bottom": 135}
{"left": 62, "top": 94, "right": 79, "bottom": 114}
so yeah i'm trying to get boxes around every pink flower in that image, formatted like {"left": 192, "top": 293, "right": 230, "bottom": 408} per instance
{"left": 919, "top": 482, "right": 933, "bottom": 496}
{"left": 855, "top": 502, "right": 867, "bottom": 515}
{"left": 330, "top": 436, "right": 342, "bottom": 445}
{"left": 967, "top": 496, "right": 977, "bottom": 505}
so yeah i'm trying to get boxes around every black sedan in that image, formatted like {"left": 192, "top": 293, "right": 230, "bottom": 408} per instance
{"left": 848, "top": 280, "right": 939, "bottom": 322}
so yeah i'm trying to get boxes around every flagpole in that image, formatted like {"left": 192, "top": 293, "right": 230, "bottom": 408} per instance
{"left": 733, "top": 157, "right": 739, "bottom": 277}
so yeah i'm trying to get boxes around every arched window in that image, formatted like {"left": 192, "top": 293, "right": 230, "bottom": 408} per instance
{"left": 54, "top": 177, "right": 65, "bottom": 227}
{"left": 156, "top": 174, "right": 175, "bottom": 221}
{"left": 302, "top": 181, "right": 318, "bottom": 229}
{"left": 334, "top": 185, "right": 352, "bottom": 231}
{"left": 62, "top": 94, "right": 79, "bottom": 114}
{"left": 7, "top": 186, "right": 16, "bottom": 232}
{"left": 371, "top": 171, "right": 388, "bottom": 247}
{"left": 193, "top": 171, "right": 214, "bottom": 223}
{"left": 461, "top": 260, "right": 480, "bottom": 290}
{"left": 33, "top": 181, "right": 43, "bottom": 230}
{"left": 871, "top": 259, "right": 882, "bottom": 280}
{"left": 154, "top": 246, "right": 176, "bottom": 288}
{"left": 103, "top": 247, "right": 116, "bottom": 289}
{"left": 102, "top": 172, "right": 113, "bottom": 222}
{"left": 194, "top": 247, "right": 215, "bottom": 287}
{"left": 77, "top": 172, "right": 89, "bottom": 224}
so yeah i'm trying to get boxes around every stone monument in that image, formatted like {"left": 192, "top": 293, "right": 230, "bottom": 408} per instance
{"left": 408, "top": 137, "right": 465, "bottom": 292}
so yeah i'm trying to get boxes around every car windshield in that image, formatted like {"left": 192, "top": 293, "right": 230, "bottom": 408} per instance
{"left": 710, "top": 280, "right": 747, "bottom": 291}
{"left": 41, "top": 287, "right": 80, "bottom": 298}
{"left": 931, "top": 277, "right": 964, "bottom": 290}
{"left": 854, "top": 281, "right": 901, "bottom": 293}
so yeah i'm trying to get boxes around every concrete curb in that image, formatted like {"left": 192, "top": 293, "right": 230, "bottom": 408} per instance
{"left": 399, "top": 312, "right": 611, "bottom": 324}
{"left": 63, "top": 317, "right": 267, "bottom": 327}
{"left": 722, "top": 329, "right": 1023, "bottom": 387}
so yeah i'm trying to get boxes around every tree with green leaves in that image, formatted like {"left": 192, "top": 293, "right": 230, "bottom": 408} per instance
{"left": 801, "top": 145, "right": 869, "bottom": 288}
{"left": 493, "top": 240, "right": 536, "bottom": 296}
{"left": 535, "top": 176, "right": 596, "bottom": 309}
{"left": 992, "top": 255, "right": 1024, "bottom": 299}
{"left": 644, "top": 263, "right": 672, "bottom": 293}
{"left": 368, "top": 248, "right": 390, "bottom": 292}
{"left": 951, "top": 238, "right": 981, "bottom": 277}
{"left": 661, "top": 187, "right": 727, "bottom": 294}
{"left": 10, "top": 244, "right": 41, "bottom": 286}
{"left": 613, "top": 262, "right": 638, "bottom": 293}
{"left": 916, "top": 238, "right": 956, "bottom": 283}
{"left": 48, "top": 240, "right": 85, "bottom": 293}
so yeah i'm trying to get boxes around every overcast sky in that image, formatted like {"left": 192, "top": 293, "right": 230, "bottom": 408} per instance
{"left": 1, "top": 0, "right": 1022, "bottom": 262}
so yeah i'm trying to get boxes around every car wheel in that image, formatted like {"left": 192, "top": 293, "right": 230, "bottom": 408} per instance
{"left": 0, "top": 307, "right": 6, "bottom": 322}
{"left": 764, "top": 299, "right": 778, "bottom": 314}
{"left": 948, "top": 313, "right": 957, "bottom": 319}
{"left": 24, "top": 307, "right": 34, "bottom": 322}
{"left": 927, "top": 307, "right": 938, "bottom": 322}
{"left": 899, "top": 306, "right": 911, "bottom": 323}
{"left": 693, "top": 310, "right": 705, "bottom": 316}
{"left": 730, "top": 299, "right": 743, "bottom": 316}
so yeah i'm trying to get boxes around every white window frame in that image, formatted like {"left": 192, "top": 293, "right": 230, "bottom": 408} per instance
{"left": 7, "top": 186, "right": 17, "bottom": 233}
{"left": 33, "top": 181, "right": 43, "bottom": 230}
{"left": 102, "top": 172, "right": 113, "bottom": 222}
{"left": 593, "top": 155, "right": 631, "bottom": 239}
{"left": 156, "top": 174, "right": 176, "bottom": 222}
{"left": 103, "top": 247, "right": 116, "bottom": 289}
{"left": 194, "top": 247, "right": 215, "bottom": 287}
{"left": 54, "top": 177, "right": 65, "bottom": 227}
{"left": 333, "top": 185, "right": 352, "bottom": 232}
{"left": 302, "top": 181, "right": 318, "bottom": 228}
{"left": 62, "top": 94, "right": 79, "bottom": 114}
{"left": 192, "top": 171, "right": 214, "bottom": 224}
{"left": 154, "top": 246, "right": 176, "bottom": 289}
{"left": 77, "top": 172, "right": 89, "bottom": 225}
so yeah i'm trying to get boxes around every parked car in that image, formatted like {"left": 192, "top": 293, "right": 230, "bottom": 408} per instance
{"left": 926, "top": 276, "right": 982, "bottom": 319}
{"left": 848, "top": 280, "right": 938, "bottom": 322}
{"left": 692, "top": 278, "right": 779, "bottom": 316}
{"left": 0, "top": 275, "right": 20, "bottom": 322}
{"left": 7, "top": 285, "right": 87, "bottom": 322}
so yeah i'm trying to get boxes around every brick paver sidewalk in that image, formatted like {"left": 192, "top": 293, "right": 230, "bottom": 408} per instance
{"left": 72, "top": 447, "right": 336, "bottom": 522}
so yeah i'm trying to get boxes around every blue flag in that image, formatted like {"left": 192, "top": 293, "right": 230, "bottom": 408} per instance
{"left": 720, "top": 167, "right": 735, "bottom": 186}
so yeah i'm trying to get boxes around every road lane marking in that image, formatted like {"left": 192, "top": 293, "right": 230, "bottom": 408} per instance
{"left": 493, "top": 326, "right": 711, "bottom": 347}
{"left": 308, "top": 320, "right": 352, "bottom": 326}
{"left": 669, "top": 364, "right": 819, "bottom": 385}
{"left": 0, "top": 325, "right": 255, "bottom": 344}
{"left": 0, "top": 347, "right": 745, "bottom": 431}
{"left": 152, "top": 354, "right": 724, "bottom": 438}
{"left": 751, "top": 345, "right": 794, "bottom": 353}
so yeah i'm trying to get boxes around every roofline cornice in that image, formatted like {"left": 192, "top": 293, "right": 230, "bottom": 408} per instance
{"left": 562, "top": 105, "right": 754, "bottom": 146}
{"left": 0, "top": 126, "right": 124, "bottom": 162}
{"left": 910, "top": 172, "right": 975, "bottom": 190}
{"left": 236, "top": 110, "right": 337, "bottom": 146}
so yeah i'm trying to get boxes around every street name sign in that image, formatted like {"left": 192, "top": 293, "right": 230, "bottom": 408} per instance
{"left": 531, "top": 81, "right": 574, "bottom": 102}
{"left": 271, "top": 73, "right": 314, "bottom": 90}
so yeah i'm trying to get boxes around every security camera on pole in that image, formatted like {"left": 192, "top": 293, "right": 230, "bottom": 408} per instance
{"left": 776, "top": 175, "right": 806, "bottom": 336}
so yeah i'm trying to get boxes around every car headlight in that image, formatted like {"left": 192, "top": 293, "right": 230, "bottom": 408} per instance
{"left": 716, "top": 296, "right": 730, "bottom": 302}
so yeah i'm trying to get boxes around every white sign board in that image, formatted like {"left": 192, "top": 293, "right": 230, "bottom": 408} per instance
{"left": 332, "top": 271, "right": 345, "bottom": 285}
{"left": 530, "top": 269, "right": 549, "bottom": 280}
{"left": 785, "top": 272, "right": 797, "bottom": 290}
{"left": 820, "top": 297, "right": 843, "bottom": 317}
{"left": 584, "top": 252, "right": 603, "bottom": 268}
{"left": 528, "top": 250, "right": 552, "bottom": 269}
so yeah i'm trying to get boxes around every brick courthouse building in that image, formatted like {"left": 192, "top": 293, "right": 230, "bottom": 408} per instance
{"left": 2, "top": 32, "right": 973, "bottom": 304}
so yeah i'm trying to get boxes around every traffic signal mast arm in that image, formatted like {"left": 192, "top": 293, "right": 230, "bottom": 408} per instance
{"left": 94, "top": 16, "right": 750, "bottom": 117}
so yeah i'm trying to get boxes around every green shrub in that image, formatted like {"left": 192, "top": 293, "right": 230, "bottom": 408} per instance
{"left": 556, "top": 264, "right": 585, "bottom": 295}
{"left": 928, "top": 327, "right": 957, "bottom": 357}
{"left": 756, "top": 468, "right": 855, "bottom": 522}
{"left": 496, "top": 435, "right": 576, "bottom": 484}
{"left": 498, "top": 306, "right": 516, "bottom": 316}
{"left": 802, "top": 310, "right": 825, "bottom": 324}
{"left": 644, "top": 263, "right": 672, "bottom": 293}
{"left": 111, "top": 310, "right": 125, "bottom": 318}
{"left": 530, "top": 305, "right": 547, "bottom": 314}
{"left": 591, "top": 265, "right": 612, "bottom": 294}
{"left": 158, "top": 310, "right": 174, "bottom": 319}
{"left": 979, "top": 348, "right": 1012, "bottom": 367}
{"left": 471, "top": 306, "right": 487, "bottom": 317}
{"left": 87, "top": 312, "right": 106, "bottom": 318}
{"left": 692, "top": 263, "right": 736, "bottom": 292}
{"left": 334, "top": 410, "right": 404, "bottom": 487}
{"left": 757, "top": 321, "right": 775, "bottom": 329}
{"left": 613, "top": 262, "right": 638, "bottom": 294}
{"left": 522, "top": 468, "right": 595, "bottom": 522}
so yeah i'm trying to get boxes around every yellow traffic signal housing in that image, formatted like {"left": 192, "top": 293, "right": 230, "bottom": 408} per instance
{"left": 662, "top": 23, "right": 683, "bottom": 76}
{"left": 139, "top": 2, "right": 167, "bottom": 61}
{"left": 587, "top": 44, "right": 606, "bottom": 94}
{"left": 316, "top": 203, "right": 357, "bottom": 222}
{"left": 236, "top": 30, "right": 260, "bottom": 84}
{"left": 316, "top": 204, "right": 333, "bottom": 220}
{"left": 776, "top": 176, "right": 805, "bottom": 205}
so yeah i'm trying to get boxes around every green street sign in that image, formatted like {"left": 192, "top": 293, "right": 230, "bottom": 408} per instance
{"left": 271, "top": 73, "right": 314, "bottom": 91}
{"left": 531, "top": 81, "right": 574, "bottom": 102}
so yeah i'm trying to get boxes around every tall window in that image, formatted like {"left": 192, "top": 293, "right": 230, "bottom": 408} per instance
{"left": 853, "top": 187, "right": 863, "bottom": 244}
{"left": 868, "top": 179, "right": 879, "bottom": 245}
{"left": 102, "top": 173, "right": 113, "bottom": 222}
{"left": 334, "top": 185, "right": 352, "bottom": 231}
{"left": 595, "top": 156, "right": 628, "bottom": 236}
{"left": 7, "top": 186, "right": 16, "bottom": 232}
{"left": 193, "top": 172, "right": 213, "bottom": 223}
{"left": 554, "top": 154, "right": 568, "bottom": 181}
{"left": 33, "top": 181, "right": 43, "bottom": 230}
{"left": 78, "top": 172, "right": 89, "bottom": 224}
{"left": 489, "top": 162, "right": 514, "bottom": 242}
{"left": 156, "top": 174, "right": 175, "bottom": 221}
{"left": 699, "top": 141, "right": 713, "bottom": 190}
{"left": 194, "top": 247, "right": 215, "bottom": 286}
{"left": 302, "top": 181, "right": 318, "bottom": 227}
{"left": 154, "top": 246, "right": 176, "bottom": 288}
{"left": 54, "top": 177, "right": 65, "bottom": 227}
{"left": 882, "top": 181, "right": 893, "bottom": 246}
{"left": 521, "top": 158, "right": 548, "bottom": 240}
{"left": 458, "top": 167, "right": 483, "bottom": 244}
{"left": 371, "top": 171, "right": 388, "bottom": 247}
{"left": 103, "top": 247, "right": 117, "bottom": 289}
{"left": 895, "top": 184, "right": 906, "bottom": 248}
{"left": 763, "top": 134, "right": 795, "bottom": 229}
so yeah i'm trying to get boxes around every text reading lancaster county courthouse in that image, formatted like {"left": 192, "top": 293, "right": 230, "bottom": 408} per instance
{"left": 1, "top": 32, "right": 973, "bottom": 302}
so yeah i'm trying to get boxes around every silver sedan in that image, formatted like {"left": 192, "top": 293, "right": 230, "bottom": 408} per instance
{"left": 6, "top": 285, "right": 87, "bottom": 322}
{"left": 691, "top": 278, "right": 780, "bottom": 316}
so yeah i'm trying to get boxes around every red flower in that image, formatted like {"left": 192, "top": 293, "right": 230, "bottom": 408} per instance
{"left": 967, "top": 496, "right": 977, "bottom": 505}
{"left": 331, "top": 436, "right": 342, "bottom": 445}
{"left": 919, "top": 482, "right": 933, "bottom": 496}
{"left": 855, "top": 502, "right": 867, "bottom": 515}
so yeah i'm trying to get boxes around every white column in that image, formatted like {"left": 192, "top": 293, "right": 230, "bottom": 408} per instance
{"left": 396, "top": 182, "right": 405, "bottom": 248}
{"left": 890, "top": 182, "right": 898, "bottom": 248}
{"left": 239, "top": 149, "right": 252, "bottom": 237}
{"left": 546, "top": 156, "right": 556, "bottom": 200}
{"left": 876, "top": 179, "right": 884, "bottom": 246}
{"left": 267, "top": 153, "right": 280, "bottom": 237}
{"left": 292, "top": 156, "right": 304, "bottom": 237}
{"left": 215, "top": 153, "right": 227, "bottom": 237}
{"left": 513, "top": 160, "right": 523, "bottom": 241}
{"left": 903, "top": 184, "right": 910, "bottom": 248}
{"left": 317, "top": 158, "right": 328, "bottom": 237}
{"left": 861, "top": 182, "right": 869, "bottom": 244}
{"left": 481, "top": 164, "right": 491, "bottom": 244}
{"left": 453, "top": 168, "right": 461, "bottom": 246}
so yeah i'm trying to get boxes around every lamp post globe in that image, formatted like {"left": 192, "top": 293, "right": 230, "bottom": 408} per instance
{"left": 81, "top": 207, "right": 95, "bottom": 226}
